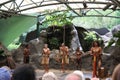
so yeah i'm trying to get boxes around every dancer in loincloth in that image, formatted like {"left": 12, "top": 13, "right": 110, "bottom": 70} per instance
{"left": 41, "top": 44, "right": 50, "bottom": 72}
{"left": 59, "top": 43, "right": 69, "bottom": 73}
{"left": 75, "top": 47, "right": 83, "bottom": 70}
{"left": 23, "top": 44, "right": 30, "bottom": 64}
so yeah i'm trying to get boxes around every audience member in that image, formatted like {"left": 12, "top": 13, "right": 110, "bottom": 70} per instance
{"left": 73, "top": 70, "right": 85, "bottom": 80}
{"left": 112, "top": 64, "right": 120, "bottom": 80}
{"left": 65, "top": 73, "right": 81, "bottom": 80}
{"left": 91, "top": 77, "right": 99, "bottom": 80}
{"left": 85, "top": 78, "right": 91, "bottom": 80}
{"left": 12, "top": 64, "right": 36, "bottom": 80}
{"left": 0, "top": 66, "right": 11, "bottom": 80}
{"left": 65, "top": 70, "right": 85, "bottom": 80}
{"left": 42, "top": 72, "right": 58, "bottom": 80}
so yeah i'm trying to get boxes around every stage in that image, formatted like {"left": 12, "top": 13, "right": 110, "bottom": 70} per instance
{"left": 35, "top": 69, "right": 111, "bottom": 80}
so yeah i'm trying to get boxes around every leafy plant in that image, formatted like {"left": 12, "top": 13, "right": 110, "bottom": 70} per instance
{"left": 48, "top": 37, "right": 59, "bottom": 49}
{"left": 84, "top": 31, "right": 98, "bottom": 41}
{"left": 84, "top": 31, "right": 102, "bottom": 51}
{"left": 43, "top": 10, "right": 73, "bottom": 26}
{"left": 107, "top": 31, "right": 120, "bottom": 47}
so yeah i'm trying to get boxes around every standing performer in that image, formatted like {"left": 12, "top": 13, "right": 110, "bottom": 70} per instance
{"left": 0, "top": 42, "right": 16, "bottom": 69}
{"left": 59, "top": 43, "right": 69, "bottom": 73}
{"left": 23, "top": 44, "right": 30, "bottom": 64}
{"left": 41, "top": 44, "right": 50, "bottom": 72}
{"left": 0, "top": 42, "right": 3, "bottom": 50}
{"left": 90, "top": 40, "right": 102, "bottom": 77}
{"left": 75, "top": 47, "right": 83, "bottom": 70}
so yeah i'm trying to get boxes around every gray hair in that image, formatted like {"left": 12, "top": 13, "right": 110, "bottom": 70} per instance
{"left": 42, "top": 72, "right": 58, "bottom": 80}
{"left": 73, "top": 70, "right": 85, "bottom": 80}
{"left": 65, "top": 73, "right": 82, "bottom": 80}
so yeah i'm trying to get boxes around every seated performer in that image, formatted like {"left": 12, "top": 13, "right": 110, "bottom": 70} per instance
{"left": 41, "top": 44, "right": 50, "bottom": 72}
{"left": 90, "top": 40, "right": 102, "bottom": 77}
{"left": 59, "top": 43, "right": 69, "bottom": 73}
{"left": 23, "top": 44, "right": 30, "bottom": 64}
{"left": 75, "top": 47, "right": 83, "bottom": 70}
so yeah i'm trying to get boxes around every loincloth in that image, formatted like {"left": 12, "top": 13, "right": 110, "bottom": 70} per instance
{"left": 41, "top": 55, "right": 49, "bottom": 65}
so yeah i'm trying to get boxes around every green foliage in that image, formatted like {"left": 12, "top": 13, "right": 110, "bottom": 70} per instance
{"left": 114, "top": 31, "right": 120, "bottom": 37}
{"left": 84, "top": 31, "right": 98, "bottom": 41}
{"left": 84, "top": 31, "right": 97, "bottom": 50}
{"left": 107, "top": 31, "right": 120, "bottom": 47}
{"left": 107, "top": 39, "right": 115, "bottom": 47}
{"left": 84, "top": 31, "right": 102, "bottom": 51}
{"left": 48, "top": 37, "right": 59, "bottom": 49}
{"left": 43, "top": 11, "right": 73, "bottom": 26}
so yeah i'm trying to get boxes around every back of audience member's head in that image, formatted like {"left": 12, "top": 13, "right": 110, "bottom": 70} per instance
{"left": 0, "top": 66, "right": 11, "bottom": 80}
{"left": 85, "top": 78, "right": 91, "bottom": 80}
{"left": 91, "top": 77, "right": 99, "bottom": 80}
{"left": 65, "top": 70, "right": 85, "bottom": 80}
{"left": 65, "top": 73, "right": 82, "bottom": 80}
{"left": 42, "top": 72, "right": 58, "bottom": 80}
{"left": 73, "top": 70, "right": 85, "bottom": 80}
{"left": 112, "top": 64, "right": 120, "bottom": 80}
{"left": 12, "top": 64, "right": 36, "bottom": 80}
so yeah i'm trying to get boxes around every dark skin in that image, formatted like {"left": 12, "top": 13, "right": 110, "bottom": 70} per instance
{"left": 23, "top": 44, "right": 30, "bottom": 63}
{"left": 59, "top": 43, "right": 69, "bottom": 73}
{"left": 75, "top": 47, "right": 82, "bottom": 70}
{"left": 90, "top": 41, "right": 102, "bottom": 77}
{"left": 0, "top": 42, "right": 3, "bottom": 50}
{"left": 90, "top": 41, "right": 102, "bottom": 68}
{"left": 42, "top": 44, "right": 50, "bottom": 72}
